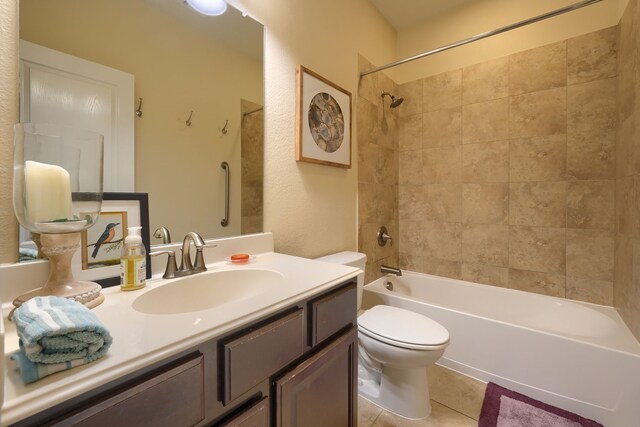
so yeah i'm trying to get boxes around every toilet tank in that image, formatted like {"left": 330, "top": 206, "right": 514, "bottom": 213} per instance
{"left": 315, "top": 251, "right": 366, "bottom": 309}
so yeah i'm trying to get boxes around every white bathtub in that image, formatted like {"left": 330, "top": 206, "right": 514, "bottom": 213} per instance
{"left": 362, "top": 271, "right": 640, "bottom": 427}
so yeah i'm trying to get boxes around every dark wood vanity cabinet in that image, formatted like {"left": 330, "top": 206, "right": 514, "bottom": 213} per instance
{"left": 13, "top": 279, "right": 357, "bottom": 427}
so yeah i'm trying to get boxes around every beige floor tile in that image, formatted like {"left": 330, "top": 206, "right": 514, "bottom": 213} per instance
{"left": 359, "top": 395, "right": 384, "bottom": 427}
{"left": 369, "top": 401, "right": 477, "bottom": 427}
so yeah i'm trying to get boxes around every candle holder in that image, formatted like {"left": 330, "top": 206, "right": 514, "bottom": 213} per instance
{"left": 13, "top": 123, "right": 105, "bottom": 310}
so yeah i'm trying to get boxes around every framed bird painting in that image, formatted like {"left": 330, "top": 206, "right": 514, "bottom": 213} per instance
{"left": 78, "top": 192, "right": 151, "bottom": 287}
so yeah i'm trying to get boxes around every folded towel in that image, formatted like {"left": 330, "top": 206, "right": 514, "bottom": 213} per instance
{"left": 10, "top": 296, "right": 112, "bottom": 383}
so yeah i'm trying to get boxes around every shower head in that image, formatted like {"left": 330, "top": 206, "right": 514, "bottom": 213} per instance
{"left": 381, "top": 92, "right": 404, "bottom": 108}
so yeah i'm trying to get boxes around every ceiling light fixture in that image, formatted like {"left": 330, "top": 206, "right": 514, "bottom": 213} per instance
{"left": 185, "top": 0, "right": 227, "bottom": 16}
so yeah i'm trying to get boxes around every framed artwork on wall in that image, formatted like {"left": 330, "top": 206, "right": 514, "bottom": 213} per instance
{"left": 296, "top": 65, "right": 352, "bottom": 168}
{"left": 77, "top": 192, "right": 151, "bottom": 287}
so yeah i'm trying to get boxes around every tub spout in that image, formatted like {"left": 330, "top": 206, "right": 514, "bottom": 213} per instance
{"left": 381, "top": 265, "right": 402, "bottom": 276}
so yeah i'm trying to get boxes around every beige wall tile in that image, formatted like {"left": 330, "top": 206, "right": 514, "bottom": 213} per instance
{"left": 510, "top": 226, "right": 566, "bottom": 273}
{"left": 615, "top": 176, "right": 640, "bottom": 238}
{"left": 509, "top": 269, "right": 566, "bottom": 297}
{"left": 399, "top": 220, "right": 423, "bottom": 256}
{"left": 567, "top": 228, "right": 614, "bottom": 282}
{"left": 358, "top": 56, "right": 379, "bottom": 105}
{"left": 376, "top": 146, "right": 398, "bottom": 185}
{"left": 462, "top": 57, "right": 509, "bottom": 104}
{"left": 398, "top": 80, "right": 422, "bottom": 118}
{"left": 567, "top": 129, "right": 615, "bottom": 180}
{"left": 358, "top": 141, "right": 377, "bottom": 184}
{"left": 398, "top": 114, "right": 422, "bottom": 151}
{"left": 423, "top": 146, "right": 462, "bottom": 183}
{"left": 423, "top": 257, "right": 462, "bottom": 279}
{"left": 358, "top": 182, "right": 377, "bottom": 224}
{"left": 462, "top": 183, "right": 508, "bottom": 225}
{"left": 377, "top": 183, "right": 397, "bottom": 220}
{"left": 399, "top": 253, "right": 423, "bottom": 272}
{"left": 567, "top": 180, "right": 615, "bottom": 231}
{"left": 423, "top": 107, "right": 462, "bottom": 148}
{"left": 423, "top": 69, "right": 462, "bottom": 112}
{"left": 567, "top": 77, "right": 617, "bottom": 134}
{"left": 425, "top": 183, "right": 462, "bottom": 222}
{"left": 509, "top": 135, "right": 567, "bottom": 182}
{"left": 462, "top": 224, "right": 509, "bottom": 267}
{"left": 462, "top": 98, "right": 509, "bottom": 144}
{"left": 423, "top": 221, "right": 462, "bottom": 261}
{"left": 462, "top": 263, "right": 509, "bottom": 287}
{"left": 616, "top": 1, "right": 637, "bottom": 122}
{"left": 357, "top": 97, "right": 381, "bottom": 146}
{"left": 566, "top": 276, "right": 614, "bottom": 305}
{"left": 399, "top": 184, "right": 426, "bottom": 220}
{"left": 567, "top": 26, "right": 617, "bottom": 86}
{"left": 509, "top": 41, "right": 567, "bottom": 95}
{"left": 399, "top": 149, "right": 422, "bottom": 185}
{"left": 359, "top": 222, "right": 382, "bottom": 263}
{"left": 509, "top": 88, "right": 567, "bottom": 138}
{"left": 462, "top": 140, "right": 509, "bottom": 183}
{"left": 616, "top": 114, "right": 636, "bottom": 179}
{"left": 509, "top": 182, "right": 567, "bottom": 227}
{"left": 378, "top": 109, "right": 398, "bottom": 150}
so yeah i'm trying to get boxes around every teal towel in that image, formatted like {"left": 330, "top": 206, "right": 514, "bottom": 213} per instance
{"left": 10, "top": 296, "right": 112, "bottom": 383}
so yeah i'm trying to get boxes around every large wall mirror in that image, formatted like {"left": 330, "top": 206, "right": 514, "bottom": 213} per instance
{"left": 18, "top": 0, "right": 264, "bottom": 255}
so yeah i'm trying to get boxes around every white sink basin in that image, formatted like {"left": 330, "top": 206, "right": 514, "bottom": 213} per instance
{"left": 132, "top": 269, "right": 285, "bottom": 315}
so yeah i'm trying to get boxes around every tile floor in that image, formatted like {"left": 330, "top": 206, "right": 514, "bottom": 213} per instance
{"left": 358, "top": 396, "right": 478, "bottom": 427}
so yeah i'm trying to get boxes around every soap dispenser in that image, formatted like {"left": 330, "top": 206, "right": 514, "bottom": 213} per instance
{"left": 120, "top": 226, "right": 146, "bottom": 291}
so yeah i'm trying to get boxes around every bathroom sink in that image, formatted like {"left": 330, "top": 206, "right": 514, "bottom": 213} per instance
{"left": 132, "top": 269, "right": 285, "bottom": 315}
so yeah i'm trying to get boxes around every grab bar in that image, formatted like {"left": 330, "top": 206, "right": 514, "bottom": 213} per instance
{"left": 221, "top": 161, "right": 229, "bottom": 227}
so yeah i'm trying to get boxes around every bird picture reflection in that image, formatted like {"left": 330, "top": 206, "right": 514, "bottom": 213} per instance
{"left": 81, "top": 212, "right": 127, "bottom": 269}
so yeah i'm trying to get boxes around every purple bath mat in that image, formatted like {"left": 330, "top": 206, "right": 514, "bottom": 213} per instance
{"left": 478, "top": 382, "right": 603, "bottom": 427}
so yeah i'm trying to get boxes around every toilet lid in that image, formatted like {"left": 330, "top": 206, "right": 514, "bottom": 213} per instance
{"left": 358, "top": 305, "right": 449, "bottom": 348}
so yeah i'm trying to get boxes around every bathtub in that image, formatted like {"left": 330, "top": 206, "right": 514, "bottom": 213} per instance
{"left": 362, "top": 271, "right": 640, "bottom": 427}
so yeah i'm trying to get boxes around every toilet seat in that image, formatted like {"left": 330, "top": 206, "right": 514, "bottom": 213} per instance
{"left": 358, "top": 305, "right": 449, "bottom": 351}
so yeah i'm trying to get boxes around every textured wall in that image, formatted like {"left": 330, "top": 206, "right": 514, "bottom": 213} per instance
{"left": 357, "top": 56, "right": 399, "bottom": 284}
{"left": 0, "top": 0, "right": 18, "bottom": 264}
{"left": 615, "top": 0, "right": 640, "bottom": 340}
{"left": 396, "top": 29, "right": 618, "bottom": 305}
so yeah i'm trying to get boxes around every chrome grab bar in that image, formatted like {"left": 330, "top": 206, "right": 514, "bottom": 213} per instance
{"left": 221, "top": 161, "right": 229, "bottom": 227}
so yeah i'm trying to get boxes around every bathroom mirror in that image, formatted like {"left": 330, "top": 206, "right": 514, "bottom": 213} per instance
{"left": 18, "top": 0, "right": 264, "bottom": 258}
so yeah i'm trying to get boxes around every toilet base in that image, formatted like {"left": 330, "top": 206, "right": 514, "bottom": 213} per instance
{"left": 358, "top": 359, "right": 432, "bottom": 419}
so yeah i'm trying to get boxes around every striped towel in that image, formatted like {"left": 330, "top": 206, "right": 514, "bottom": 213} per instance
{"left": 10, "top": 296, "right": 112, "bottom": 384}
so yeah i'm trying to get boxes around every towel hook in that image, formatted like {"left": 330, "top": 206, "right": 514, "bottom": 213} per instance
{"left": 220, "top": 119, "right": 229, "bottom": 135}
{"left": 135, "top": 97, "right": 143, "bottom": 117}
{"left": 185, "top": 110, "right": 194, "bottom": 127}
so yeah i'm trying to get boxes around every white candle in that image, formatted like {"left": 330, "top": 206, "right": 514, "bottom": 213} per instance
{"left": 24, "top": 160, "right": 72, "bottom": 224}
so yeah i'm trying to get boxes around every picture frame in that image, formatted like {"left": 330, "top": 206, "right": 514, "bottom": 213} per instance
{"left": 296, "top": 65, "right": 352, "bottom": 168}
{"left": 76, "top": 192, "right": 151, "bottom": 288}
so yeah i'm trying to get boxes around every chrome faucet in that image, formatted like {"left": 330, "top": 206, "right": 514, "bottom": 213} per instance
{"left": 177, "top": 232, "right": 207, "bottom": 276}
{"left": 381, "top": 265, "right": 402, "bottom": 276}
{"left": 153, "top": 226, "right": 172, "bottom": 244}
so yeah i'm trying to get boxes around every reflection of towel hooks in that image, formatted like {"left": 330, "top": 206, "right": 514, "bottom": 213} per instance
{"left": 220, "top": 119, "right": 229, "bottom": 135}
{"left": 185, "top": 110, "right": 194, "bottom": 127}
{"left": 135, "top": 97, "right": 143, "bottom": 117}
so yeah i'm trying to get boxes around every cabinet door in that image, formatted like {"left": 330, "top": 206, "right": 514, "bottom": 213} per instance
{"left": 275, "top": 327, "right": 357, "bottom": 427}
{"left": 219, "top": 397, "right": 269, "bottom": 427}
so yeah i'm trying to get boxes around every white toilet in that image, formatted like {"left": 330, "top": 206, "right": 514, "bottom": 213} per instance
{"left": 316, "top": 251, "right": 450, "bottom": 420}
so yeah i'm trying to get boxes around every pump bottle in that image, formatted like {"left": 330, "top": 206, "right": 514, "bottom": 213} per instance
{"left": 120, "top": 226, "right": 146, "bottom": 291}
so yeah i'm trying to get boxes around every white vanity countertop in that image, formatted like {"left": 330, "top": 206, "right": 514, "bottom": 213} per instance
{"left": 1, "top": 251, "right": 360, "bottom": 426}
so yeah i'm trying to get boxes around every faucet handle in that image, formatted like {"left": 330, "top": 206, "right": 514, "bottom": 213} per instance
{"left": 193, "top": 244, "right": 217, "bottom": 272}
{"left": 150, "top": 250, "right": 177, "bottom": 279}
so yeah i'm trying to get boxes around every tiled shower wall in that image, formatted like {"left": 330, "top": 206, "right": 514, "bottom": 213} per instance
{"left": 240, "top": 100, "right": 264, "bottom": 235}
{"left": 368, "top": 27, "right": 619, "bottom": 305}
{"left": 616, "top": 0, "right": 640, "bottom": 340}
{"left": 357, "top": 57, "right": 399, "bottom": 284}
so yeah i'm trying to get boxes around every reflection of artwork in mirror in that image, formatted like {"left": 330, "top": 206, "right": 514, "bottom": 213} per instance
{"left": 81, "top": 212, "right": 127, "bottom": 270}
{"left": 296, "top": 65, "right": 351, "bottom": 168}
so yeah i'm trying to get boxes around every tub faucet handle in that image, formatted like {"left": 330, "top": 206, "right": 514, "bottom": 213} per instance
{"left": 377, "top": 226, "right": 392, "bottom": 246}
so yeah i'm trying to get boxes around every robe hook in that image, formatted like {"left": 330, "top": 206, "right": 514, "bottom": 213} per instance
{"left": 135, "top": 97, "right": 143, "bottom": 117}
{"left": 186, "top": 110, "right": 194, "bottom": 127}
{"left": 220, "top": 119, "right": 229, "bottom": 135}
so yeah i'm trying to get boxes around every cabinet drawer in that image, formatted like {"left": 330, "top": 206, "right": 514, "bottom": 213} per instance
{"left": 309, "top": 282, "right": 357, "bottom": 346}
{"left": 222, "top": 309, "right": 304, "bottom": 403}
{"left": 220, "top": 396, "right": 269, "bottom": 427}
{"left": 55, "top": 354, "right": 204, "bottom": 427}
